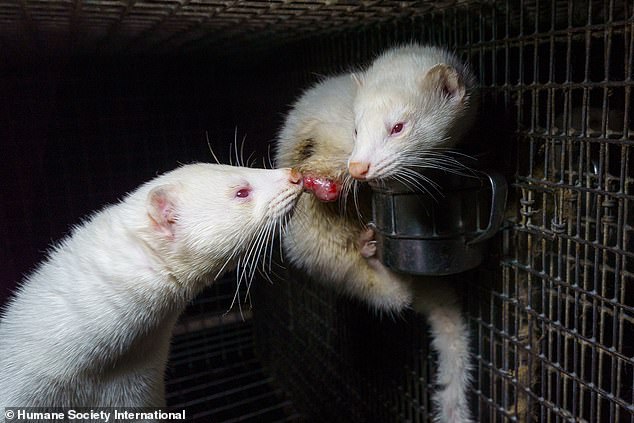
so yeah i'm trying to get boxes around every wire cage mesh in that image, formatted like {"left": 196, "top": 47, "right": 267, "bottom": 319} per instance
{"left": 0, "top": 1, "right": 632, "bottom": 423}
{"left": 251, "top": 1, "right": 634, "bottom": 422}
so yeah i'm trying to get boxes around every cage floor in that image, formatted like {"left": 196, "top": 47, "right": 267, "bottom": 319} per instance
{"left": 166, "top": 319, "right": 303, "bottom": 423}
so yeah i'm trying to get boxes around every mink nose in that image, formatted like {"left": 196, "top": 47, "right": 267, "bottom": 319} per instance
{"left": 289, "top": 168, "right": 303, "bottom": 184}
{"left": 348, "top": 162, "right": 370, "bottom": 180}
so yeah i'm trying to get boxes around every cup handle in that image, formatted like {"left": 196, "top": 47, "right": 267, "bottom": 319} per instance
{"left": 467, "top": 170, "right": 508, "bottom": 245}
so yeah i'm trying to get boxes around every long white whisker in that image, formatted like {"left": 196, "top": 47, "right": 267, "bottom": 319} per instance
{"left": 227, "top": 256, "right": 243, "bottom": 314}
{"left": 409, "top": 156, "right": 475, "bottom": 174}
{"left": 205, "top": 132, "right": 222, "bottom": 165}
{"left": 242, "top": 227, "right": 266, "bottom": 281}
{"left": 392, "top": 171, "right": 441, "bottom": 202}
{"left": 267, "top": 143, "right": 274, "bottom": 169}
{"left": 245, "top": 218, "right": 277, "bottom": 300}
{"left": 246, "top": 150, "right": 256, "bottom": 168}
{"left": 339, "top": 176, "right": 350, "bottom": 215}
{"left": 278, "top": 220, "right": 286, "bottom": 263}
{"left": 250, "top": 219, "right": 276, "bottom": 279}
{"left": 257, "top": 218, "right": 286, "bottom": 286}
{"left": 268, "top": 219, "right": 280, "bottom": 274}
{"left": 236, "top": 233, "right": 259, "bottom": 291}
{"left": 240, "top": 133, "right": 247, "bottom": 168}
{"left": 354, "top": 180, "right": 364, "bottom": 220}
{"left": 232, "top": 128, "right": 241, "bottom": 167}
{"left": 255, "top": 220, "right": 274, "bottom": 275}
{"left": 215, "top": 234, "right": 246, "bottom": 280}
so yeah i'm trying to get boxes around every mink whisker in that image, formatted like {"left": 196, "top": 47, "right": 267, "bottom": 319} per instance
{"left": 205, "top": 131, "right": 222, "bottom": 165}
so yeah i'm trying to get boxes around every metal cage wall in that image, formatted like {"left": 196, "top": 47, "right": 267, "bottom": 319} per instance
{"left": 0, "top": 1, "right": 632, "bottom": 423}
{"left": 252, "top": 2, "right": 634, "bottom": 422}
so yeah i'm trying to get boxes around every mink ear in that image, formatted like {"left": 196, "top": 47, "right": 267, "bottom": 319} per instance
{"left": 351, "top": 72, "right": 364, "bottom": 88}
{"left": 147, "top": 185, "right": 179, "bottom": 238}
{"left": 420, "top": 63, "right": 466, "bottom": 103}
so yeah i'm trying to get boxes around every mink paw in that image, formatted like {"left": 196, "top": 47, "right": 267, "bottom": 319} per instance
{"left": 358, "top": 227, "right": 377, "bottom": 258}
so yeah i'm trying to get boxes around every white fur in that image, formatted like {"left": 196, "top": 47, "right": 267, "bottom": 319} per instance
{"left": 349, "top": 44, "right": 477, "bottom": 181}
{"left": 0, "top": 163, "right": 302, "bottom": 412}
{"left": 276, "top": 44, "right": 475, "bottom": 423}
{"left": 276, "top": 74, "right": 414, "bottom": 311}
{"left": 414, "top": 283, "right": 473, "bottom": 423}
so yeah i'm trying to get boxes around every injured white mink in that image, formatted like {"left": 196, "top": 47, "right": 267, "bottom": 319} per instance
{"left": 0, "top": 163, "right": 302, "bottom": 413}
{"left": 276, "top": 44, "right": 476, "bottom": 423}
{"left": 276, "top": 74, "right": 415, "bottom": 311}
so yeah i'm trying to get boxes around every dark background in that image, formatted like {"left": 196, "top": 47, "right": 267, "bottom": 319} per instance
{"left": 0, "top": 54, "right": 300, "bottom": 307}
{"left": 1, "top": 1, "right": 632, "bottom": 421}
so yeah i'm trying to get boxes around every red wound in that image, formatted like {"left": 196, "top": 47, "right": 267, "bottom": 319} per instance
{"left": 303, "top": 175, "right": 341, "bottom": 202}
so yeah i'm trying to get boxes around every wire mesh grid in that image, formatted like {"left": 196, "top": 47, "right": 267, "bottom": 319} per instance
{"left": 1, "top": 0, "right": 632, "bottom": 422}
{"left": 252, "top": 1, "right": 634, "bottom": 422}
{"left": 0, "top": 0, "right": 457, "bottom": 60}
{"left": 254, "top": 268, "right": 436, "bottom": 423}
{"left": 166, "top": 277, "right": 304, "bottom": 423}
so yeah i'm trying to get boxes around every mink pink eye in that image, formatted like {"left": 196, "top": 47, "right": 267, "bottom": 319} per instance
{"left": 390, "top": 122, "right": 404, "bottom": 135}
{"left": 236, "top": 188, "right": 251, "bottom": 198}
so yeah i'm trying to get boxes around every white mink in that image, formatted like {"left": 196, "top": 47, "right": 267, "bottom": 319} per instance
{"left": 276, "top": 74, "right": 415, "bottom": 311}
{"left": 0, "top": 163, "right": 302, "bottom": 414}
{"left": 349, "top": 44, "right": 477, "bottom": 182}
{"left": 276, "top": 44, "right": 477, "bottom": 423}
{"left": 350, "top": 44, "right": 478, "bottom": 423}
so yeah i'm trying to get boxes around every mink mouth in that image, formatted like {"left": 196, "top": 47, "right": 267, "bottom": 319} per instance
{"left": 302, "top": 174, "right": 342, "bottom": 202}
